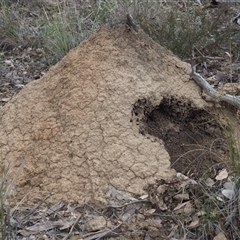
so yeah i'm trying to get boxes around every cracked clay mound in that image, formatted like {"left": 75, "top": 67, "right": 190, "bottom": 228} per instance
{"left": 0, "top": 27, "right": 213, "bottom": 205}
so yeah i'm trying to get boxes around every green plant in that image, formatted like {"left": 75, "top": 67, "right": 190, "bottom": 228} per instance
{"left": 0, "top": 156, "right": 27, "bottom": 239}
{"left": 198, "top": 190, "right": 221, "bottom": 238}
{"left": 191, "top": 116, "right": 240, "bottom": 239}
{"left": 0, "top": 0, "right": 45, "bottom": 50}
{"left": 0, "top": 0, "right": 19, "bottom": 49}
{"left": 40, "top": 0, "right": 119, "bottom": 62}
{"left": 91, "top": 0, "right": 117, "bottom": 24}
{"left": 225, "top": 120, "right": 240, "bottom": 175}
{"left": 0, "top": 163, "right": 10, "bottom": 239}
{"left": 1, "top": 0, "right": 240, "bottom": 60}
{"left": 131, "top": 1, "right": 240, "bottom": 59}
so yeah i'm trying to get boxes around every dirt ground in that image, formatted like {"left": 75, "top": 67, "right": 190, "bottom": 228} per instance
{"left": 0, "top": 25, "right": 239, "bottom": 239}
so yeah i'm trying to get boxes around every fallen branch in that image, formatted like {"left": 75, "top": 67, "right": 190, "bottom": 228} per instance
{"left": 189, "top": 69, "right": 240, "bottom": 108}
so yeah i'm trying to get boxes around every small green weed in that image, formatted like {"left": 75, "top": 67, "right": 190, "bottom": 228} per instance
{"left": 225, "top": 120, "right": 240, "bottom": 175}
{"left": 194, "top": 117, "right": 240, "bottom": 239}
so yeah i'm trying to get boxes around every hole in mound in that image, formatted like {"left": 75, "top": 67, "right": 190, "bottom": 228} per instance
{"left": 134, "top": 97, "right": 228, "bottom": 177}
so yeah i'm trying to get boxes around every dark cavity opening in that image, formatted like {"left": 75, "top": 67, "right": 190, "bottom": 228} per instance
{"left": 132, "top": 97, "right": 227, "bottom": 177}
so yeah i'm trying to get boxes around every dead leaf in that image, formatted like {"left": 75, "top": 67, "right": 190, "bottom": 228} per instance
{"left": 225, "top": 52, "right": 232, "bottom": 58}
{"left": 188, "top": 214, "right": 199, "bottom": 229}
{"left": 46, "top": 201, "right": 65, "bottom": 216}
{"left": 59, "top": 219, "right": 76, "bottom": 230}
{"left": 206, "top": 178, "right": 215, "bottom": 187}
{"left": 213, "top": 232, "right": 227, "bottom": 240}
{"left": 207, "top": 75, "right": 217, "bottom": 83}
{"left": 176, "top": 172, "right": 189, "bottom": 180}
{"left": 108, "top": 200, "right": 121, "bottom": 208}
{"left": 188, "top": 218, "right": 199, "bottom": 229}
{"left": 157, "top": 199, "right": 168, "bottom": 211}
{"left": 82, "top": 229, "right": 119, "bottom": 240}
{"left": 4, "top": 59, "right": 14, "bottom": 67}
{"left": 173, "top": 193, "right": 189, "bottom": 201}
{"left": 173, "top": 201, "right": 189, "bottom": 211}
{"left": 222, "top": 189, "right": 235, "bottom": 200}
{"left": 85, "top": 216, "right": 106, "bottom": 231}
{"left": 157, "top": 185, "right": 166, "bottom": 194}
{"left": 120, "top": 202, "right": 142, "bottom": 221}
{"left": 120, "top": 207, "right": 136, "bottom": 221}
{"left": 105, "top": 186, "right": 137, "bottom": 201}
{"left": 139, "top": 194, "right": 148, "bottom": 200}
{"left": 145, "top": 208, "right": 156, "bottom": 214}
{"left": 215, "top": 169, "right": 228, "bottom": 181}
{"left": 25, "top": 221, "right": 62, "bottom": 232}
{"left": 223, "top": 181, "right": 235, "bottom": 190}
{"left": 174, "top": 201, "right": 193, "bottom": 215}
{"left": 1, "top": 98, "right": 11, "bottom": 102}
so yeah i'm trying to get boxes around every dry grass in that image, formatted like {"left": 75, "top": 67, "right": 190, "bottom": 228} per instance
{"left": 1, "top": 0, "right": 239, "bottom": 62}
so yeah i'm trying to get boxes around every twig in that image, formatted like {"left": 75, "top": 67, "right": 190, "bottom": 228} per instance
{"left": 193, "top": 47, "right": 225, "bottom": 60}
{"left": 189, "top": 68, "right": 240, "bottom": 108}
{"left": 19, "top": 193, "right": 53, "bottom": 222}
{"left": 126, "top": 13, "right": 139, "bottom": 32}
{"left": 84, "top": 203, "right": 102, "bottom": 215}
{"left": 63, "top": 214, "right": 81, "bottom": 240}
{"left": 104, "top": 199, "right": 148, "bottom": 209}
{"left": 205, "top": 56, "right": 225, "bottom": 60}
{"left": 82, "top": 221, "right": 123, "bottom": 240}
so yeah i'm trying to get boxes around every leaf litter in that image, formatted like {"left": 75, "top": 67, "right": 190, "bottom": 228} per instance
{"left": 2, "top": 171, "right": 239, "bottom": 240}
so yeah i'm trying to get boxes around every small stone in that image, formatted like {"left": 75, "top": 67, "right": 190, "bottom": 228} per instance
{"left": 173, "top": 193, "right": 189, "bottom": 201}
{"left": 1, "top": 98, "right": 11, "bottom": 102}
{"left": 206, "top": 178, "right": 215, "bottom": 187}
{"left": 5, "top": 72, "right": 13, "bottom": 79}
{"left": 36, "top": 48, "right": 44, "bottom": 54}
{"left": 148, "top": 226, "right": 161, "bottom": 238}
{"left": 85, "top": 216, "right": 106, "bottom": 231}
{"left": 157, "top": 185, "right": 166, "bottom": 194}
{"left": 1, "top": 87, "right": 9, "bottom": 93}
{"left": 213, "top": 232, "right": 227, "bottom": 240}
{"left": 157, "top": 199, "right": 168, "bottom": 211}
